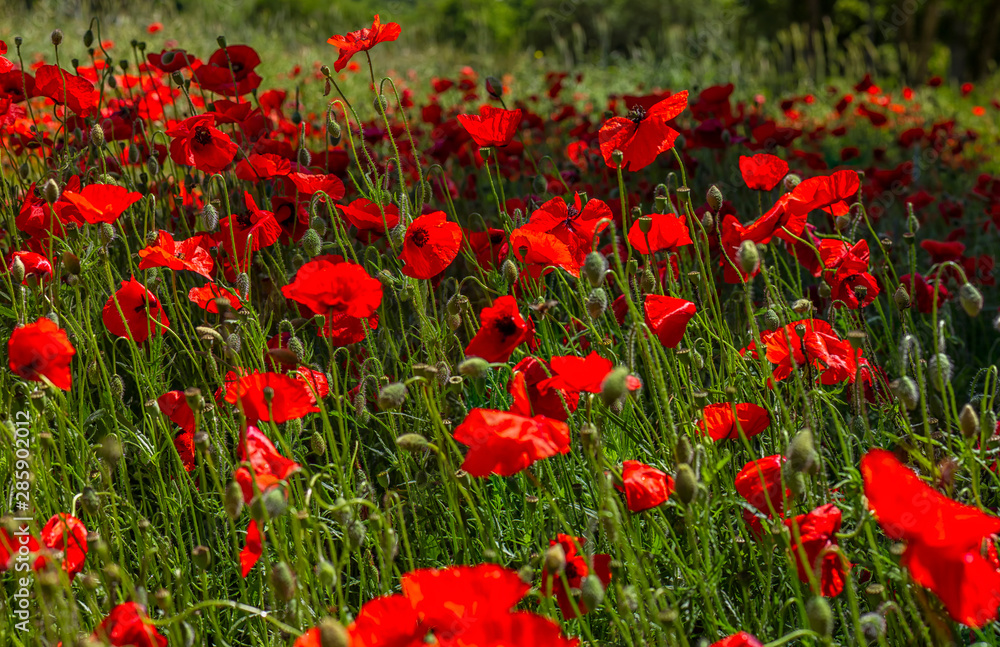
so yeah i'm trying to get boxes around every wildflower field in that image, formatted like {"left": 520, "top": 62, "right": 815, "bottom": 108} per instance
{"left": 4, "top": 7, "right": 1000, "bottom": 647}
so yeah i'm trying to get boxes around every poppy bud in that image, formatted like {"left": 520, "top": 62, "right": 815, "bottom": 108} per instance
{"left": 890, "top": 376, "right": 919, "bottom": 410}
{"left": 97, "top": 434, "right": 123, "bottom": 465}
{"left": 587, "top": 288, "right": 608, "bottom": 319}
{"left": 43, "top": 178, "right": 60, "bottom": 204}
{"left": 191, "top": 545, "right": 211, "bottom": 571}
{"left": 927, "top": 353, "right": 952, "bottom": 391}
{"left": 217, "top": 35, "right": 228, "bottom": 48}
{"left": 318, "top": 617, "right": 349, "bottom": 647}
{"left": 315, "top": 559, "right": 337, "bottom": 587}
{"left": 396, "top": 433, "right": 429, "bottom": 452}
{"left": 834, "top": 214, "right": 851, "bottom": 232}
{"left": 81, "top": 486, "right": 100, "bottom": 515}
{"left": 298, "top": 147, "right": 311, "bottom": 167}
{"left": 737, "top": 240, "right": 760, "bottom": 275}
{"left": 791, "top": 299, "right": 812, "bottom": 314}
{"left": 892, "top": 284, "right": 910, "bottom": 311}
{"left": 270, "top": 561, "right": 297, "bottom": 602}
{"left": 583, "top": 251, "right": 608, "bottom": 288}
{"left": 706, "top": 185, "right": 723, "bottom": 212}
{"left": 347, "top": 520, "right": 367, "bottom": 550}
{"left": 10, "top": 256, "right": 25, "bottom": 285}
{"left": 373, "top": 94, "right": 388, "bottom": 113}
{"left": 600, "top": 366, "right": 629, "bottom": 406}
{"left": 89, "top": 123, "right": 105, "bottom": 148}
{"left": 959, "top": 283, "right": 984, "bottom": 317}
{"left": 310, "top": 431, "right": 327, "bottom": 457}
{"left": 701, "top": 212, "right": 714, "bottom": 230}
{"left": 859, "top": 613, "right": 886, "bottom": 641}
{"left": 501, "top": 258, "right": 519, "bottom": 285}
{"left": 18, "top": 162, "right": 29, "bottom": 179}
{"left": 762, "top": 308, "right": 780, "bottom": 330}
{"left": 580, "top": 574, "right": 605, "bottom": 610}
{"left": 485, "top": 76, "right": 503, "bottom": 98}
{"left": 960, "top": 404, "right": 979, "bottom": 439}
{"left": 783, "top": 173, "right": 802, "bottom": 191}
{"left": 224, "top": 480, "right": 243, "bottom": 519}
{"left": 806, "top": 597, "right": 834, "bottom": 638}
{"left": 544, "top": 542, "right": 566, "bottom": 575}
{"left": 674, "top": 464, "right": 697, "bottom": 504}
{"left": 301, "top": 229, "right": 322, "bottom": 257}
{"left": 611, "top": 149, "right": 624, "bottom": 165}
{"left": 236, "top": 273, "right": 251, "bottom": 298}
{"left": 579, "top": 423, "right": 600, "bottom": 456}
{"left": 50, "top": 29, "right": 63, "bottom": 46}
{"left": 817, "top": 281, "right": 832, "bottom": 299}
{"left": 459, "top": 357, "right": 490, "bottom": 378}
{"left": 110, "top": 374, "right": 125, "bottom": 400}
{"left": 675, "top": 435, "right": 693, "bottom": 466}
{"left": 377, "top": 383, "right": 407, "bottom": 410}
{"left": 639, "top": 268, "right": 656, "bottom": 293}
{"left": 787, "top": 428, "right": 817, "bottom": 474}
{"left": 84, "top": 29, "right": 94, "bottom": 47}
{"left": 532, "top": 174, "right": 547, "bottom": 194}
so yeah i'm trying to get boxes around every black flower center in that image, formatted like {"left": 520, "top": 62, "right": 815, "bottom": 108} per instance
{"left": 494, "top": 316, "right": 519, "bottom": 339}
{"left": 410, "top": 227, "right": 429, "bottom": 248}
{"left": 627, "top": 106, "right": 647, "bottom": 124}
{"left": 231, "top": 61, "right": 245, "bottom": 75}
{"left": 564, "top": 561, "right": 580, "bottom": 582}
{"left": 193, "top": 126, "right": 213, "bottom": 145}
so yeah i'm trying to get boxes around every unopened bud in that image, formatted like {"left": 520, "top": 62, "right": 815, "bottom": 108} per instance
{"left": 301, "top": 228, "right": 322, "bottom": 257}
{"left": 890, "top": 376, "right": 920, "bottom": 410}
{"left": 783, "top": 173, "right": 802, "bottom": 191}
{"left": 674, "top": 464, "right": 697, "bottom": 504}
{"left": 225, "top": 479, "right": 244, "bottom": 519}
{"left": 236, "top": 273, "right": 250, "bottom": 298}
{"left": 50, "top": 29, "right": 64, "bottom": 46}
{"left": 89, "top": 123, "right": 105, "bottom": 148}
{"left": 960, "top": 404, "right": 980, "bottom": 439}
{"left": 893, "top": 284, "right": 911, "bottom": 310}
{"left": 587, "top": 288, "right": 607, "bottom": 319}
{"left": 583, "top": 251, "right": 608, "bottom": 288}
{"left": 373, "top": 94, "right": 388, "bottom": 113}
{"left": 459, "top": 357, "right": 490, "bottom": 378}
{"left": 806, "top": 597, "right": 834, "bottom": 637}
{"left": 959, "top": 283, "right": 984, "bottom": 317}
{"left": 706, "top": 185, "right": 723, "bottom": 211}
{"left": 639, "top": 268, "right": 656, "bottom": 293}
{"left": 485, "top": 76, "right": 503, "bottom": 98}
{"left": 43, "top": 178, "right": 60, "bottom": 204}
{"left": 377, "top": 383, "right": 407, "bottom": 410}
{"left": 501, "top": 258, "right": 519, "bottom": 285}
{"left": 270, "top": 561, "right": 297, "bottom": 602}
{"left": 580, "top": 574, "right": 606, "bottom": 610}
{"left": 737, "top": 240, "right": 760, "bottom": 275}
{"left": 927, "top": 353, "right": 952, "bottom": 391}
{"left": 201, "top": 204, "right": 219, "bottom": 230}
{"left": 318, "top": 617, "right": 349, "bottom": 647}
{"left": 787, "top": 428, "right": 817, "bottom": 474}
{"left": 675, "top": 435, "right": 693, "bottom": 465}
{"left": 396, "top": 433, "right": 429, "bottom": 452}
{"left": 544, "top": 542, "right": 566, "bottom": 575}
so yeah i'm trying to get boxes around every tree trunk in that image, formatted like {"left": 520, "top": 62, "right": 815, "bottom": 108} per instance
{"left": 915, "top": 0, "right": 944, "bottom": 81}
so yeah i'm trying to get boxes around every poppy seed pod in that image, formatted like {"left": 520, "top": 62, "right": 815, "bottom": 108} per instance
{"left": 706, "top": 185, "right": 723, "bottom": 212}
{"left": 927, "top": 353, "right": 953, "bottom": 391}
{"left": 583, "top": 251, "right": 608, "bottom": 288}
{"left": 787, "top": 428, "right": 817, "bottom": 474}
{"left": 636, "top": 215, "right": 653, "bottom": 235}
{"left": 377, "top": 383, "right": 407, "bottom": 410}
{"left": 270, "top": 561, "right": 297, "bottom": 602}
{"left": 960, "top": 404, "right": 979, "bottom": 439}
{"left": 737, "top": 240, "right": 760, "bottom": 275}
{"left": 543, "top": 542, "right": 566, "bottom": 575}
{"left": 318, "top": 617, "right": 349, "bottom": 647}
{"left": 959, "top": 283, "right": 984, "bottom": 317}
{"left": 806, "top": 597, "right": 834, "bottom": 637}
{"left": 459, "top": 357, "right": 490, "bottom": 379}
{"left": 674, "top": 464, "right": 697, "bottom": 504}
{"left": 587, "top": 288, "right": 608, "bottom": 319}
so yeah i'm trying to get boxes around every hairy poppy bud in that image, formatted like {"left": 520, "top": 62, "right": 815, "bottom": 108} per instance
{"left": 701, "top": 212, "right": 714, "bottom": 230}
{"left": 90, "top": 123, "right": 105, "bottom": 148}
{"left": 377, "top": 383, "right": 407, "bottom": 410}
{"left": 81, "top": 486, "right": 100, "bottom": 515}
{"left": 639, "top": 268, "right": 656, "bottom": 293}
{"left": 459, "top": 357, "right": 490, "bottom": 379}
{"left": 373, "top": 94, "right": 388, "bottom": 113}
{"left": 50, "top": 29, "right": 63, "bottom": 46}
{"left": 97, "top": 434, "right": 123, "bottom": 465}
{"left": 587, "top": 288, "right": 607, "bottom": 319}
{"left": 224, "top": 479, "right": 243, "bottom": 519}
{"left": 270, "top": 561, "right": 297, "bottom": 602}
{"left": 10, "top": 256, "right": 25, "bottom": 285}
{"left": 583, "top": 251, "right": 608, "bottom": 288}
{"left": 580, "top": 574, "right": 605, "bottom": 610}
{"left": 43, "top": 178, "right": 60, "bottom": 204}
{"left": 301, "top": 229, "right": 322, "bottom": 257}
{"left": 318, "top": 618, "right": 349, "bottom": 647}
{"left": 737, "top": 240, "right": 759, "bottom": 275}
{"left": 675, "top": 435, "right": 693, "bottom": 466}
{"left": 960, "top": 404, "right": 979, "bottom": 439}
{"left": 817, "top": 281, "right": 832, "bottom": 299}
{"left": 783, "top": 173, "right": 802, "bottom": 191}
{"left": 310, "top": 431, "right": 327, "bottom": 456}
{"left": 83, "top": 29, "right": 94, "bottom": 47}
{"left": 191, "top": 545, "right": 211, "bottom": 571}
{"left": 236, "top": 273, "right": 251, "bottom": 299}
{"left": 347, "top": 520, "right": 366, "bottom": 550}
{"left": 787, "top": 428, "right": 817, "bottom": 474}
{"left": 806, "top": 597, "right": 834, "bottom": 637}
{"left": 706, "top": 185, "right": 723, "bottom": 212}
{"left": 791, "top": 298, "right": 812, "bottom": 314}
{"left": 674, "top": 464, "right": 697, "bottom": 504}
{"left": 959, "top": 283, "right": 984, "bottom": 317}
{"left": 315, "top": 560, "right": 337, "bottom": 587}
{"left": 501, "top": 258, "right": 519, "bottom": 285}
{"left": 198, "top": 203, "right": 218, "bottom": 230}
{"left": 327, "top": 116, "right": 342, "bottom": 146}
{"left": 147, "top": 156, "right": 160, "bottom": 176}
{"left": 893, "top": 284, "right": 910, "bottom": 310}
{"left": 762, "top": 308, "right": 780, "bottom": 330}
{"left": 297, "top": 147, "right": 311, "bottom": 167}
{"left": 544, "top": 542, "right": 566, "bottom": 575}
{"left": 216, "top": 35, "right": 228, "bottom": 48}
{"left": 110, "top": 374, "right": 125, "bottom": 400}
{"left": 890, "top": 376, "right": 919, "bottom": 410}
{"left": 485, "top": 76, "right": 503, "bottom": 98}
{"left": 600, "top": 366, "right": 629, "bottom": 406}
{"left": 532, "top": 174, "right": 547, "bottom": 194}
{"left": 396, "top": 433, "right": 429, "bottom": 452}
{"left": 928, "top": 353, "right": 952, "bottom": 391}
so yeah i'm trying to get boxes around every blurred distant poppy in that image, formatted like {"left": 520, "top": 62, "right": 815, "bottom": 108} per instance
{"left": 542, "top": 534, "right": 612, "bottom": 617}
{"left": 739, "top": 154, "right": 788, "bottom": 191}
{"left": 712, "top": 633, "right": 764, "bottom": 647}
{"left": 91, "top": 602, "right": 167, "bottom": 647}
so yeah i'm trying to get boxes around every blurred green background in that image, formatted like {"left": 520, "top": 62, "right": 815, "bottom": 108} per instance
{"left": 5, "top": 0, "right": 1000, "bottom": 90}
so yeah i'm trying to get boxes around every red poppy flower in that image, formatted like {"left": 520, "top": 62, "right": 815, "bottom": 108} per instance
{"left": 102, "top": 277, "right": 170, "bottom": 344}
{"left": 509, "top": 228, "right": 579, "bottom": 279}
{"left": 464, "top": 227, "right": 508, "bottom": 269}
{"left": 744, "top": 170, "right": 860, "bottom": 244}
{"left": 862, "top": 449, "right": 1000, "bottom": 626}
{"left": 233, "top": 424, "right": 302, "bottom": 503}
{"left": 59, "top": 183, "right": 142, "bottom": 225}
{"left": 217, "top": 192, "right": 283, "bottom": 270}
{"left": 39, "top": 513, "right": 87, "bottom": 579}
{"left": 453, "top": 408, "right": 571, "bottom": 477}
{"left": 698, "top": 403, "right": 771, "bottom": 441}
{"left": 616, "top": 460, "right": 674, "bottom": 512}
{"left": 240, "top": 520, "right": 262, "bottom": 577}
{"left": 457, "top": 106, "right": 522, "bottom": 147}
{"left": 91, "top": 602, "right": 167, "bottom": 647}
{"left": 338, "top": 198, "right": 400, "bottom": 237}
{"left": 739, "top": 154, "right": 789, "bottom": 191}
{"left": 821, "top": 239, "right": 879, "bottom": 308}
{"left": 173, "top": 432, "right": 196, "bottom": 472}
{"left": 327, "top": 15, "right": 402, "bottom": 72}
{"left": 188, "top": 284, "right": 243, "bottom": 312}
{"left": 282, "top": 256, "right": 383, "bottom": 320}
{"left": 521, "top": 193, "right": 611, "bottom": 267}
{"left": 735, "top": 455, "right": 790, "bottom": 517}
{"left": 465, "top": 296, "right": 528, "bottom": 363}
{"left": 398, "top": 211, "right": 462, "bottom": 279}
{"left": 167, "top": 113, "right": 238, "bottom": 175}
{"left": 643, "top": 294, "right": 697, "bottom": 348}
{"left": 509, "top": 357, "right": 578, "bottom": 421}
{"left": 599, "top": 91, "right": 688, "bottom": 171}
{"left": 147, "top": 48, "right": 197, "bottom": 73}
{"left": 0, "top": 527, "right": 39, "bottom": 572}
{"left": 456, "top": 611, "right": 582, "bottom": 647}
{"left": 540, "top": 351, "right": 614, "bottom": 394}
{"left": 784, "top": 504, "right": 849, "bottom": 597}
{"left": 711, "top": 633, "right": 764, "bottom": 647}
{"left": 34, "top": 64, "right": 98, "bottom": 117}
{"left": 192, "top": 45, "right": 263, "bottom": 97}
{"left": 224, "top": 371, "right": 320, "bottom": 424}
{"left": 287, "top": 172, "right": 346, "bottom": 202}
{"left": 761, "top": 319, "right": 858, "bottom": 385}
{"left": 8, "top": 251, "right": 52, "bottom": 284}
{"left": 157, "top": 391, "right": 197, "bottom": 433}
{"left": 542, "top": 534, "right": 612, "bottom": 617}
{"left": 234, "top": 153, "right": 291, "bottom": 181}
{"left": 138, "top": 231, "right": 214, "bottom": 279}
{"left": 0, "top": 41, "right": 12, "bottom": 74}
{"left": 7, "top": 318, "right": 75, "bottom": 391}
{"left": 627, "top": 212, "right": 692, "bottom": 254}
